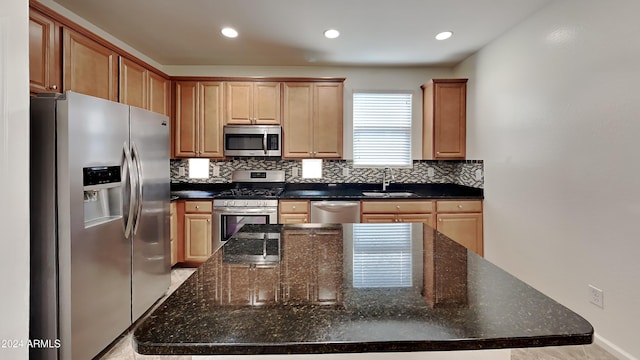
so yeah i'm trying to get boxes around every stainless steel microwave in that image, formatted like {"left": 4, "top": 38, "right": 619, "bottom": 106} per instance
{"left": 223, "top": 125, "right": 282, "bottom": 157}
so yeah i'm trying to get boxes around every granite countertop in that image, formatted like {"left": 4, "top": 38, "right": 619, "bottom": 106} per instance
{"left": 170, "top": 183, "right": 483, "bottom": 200}
{"left": 133, "top": 223, "right": 592, "bottom": 356}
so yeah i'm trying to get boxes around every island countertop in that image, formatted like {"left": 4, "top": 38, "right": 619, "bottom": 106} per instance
{"left": 133, "top": 223, "right": 592, "bottom": 356}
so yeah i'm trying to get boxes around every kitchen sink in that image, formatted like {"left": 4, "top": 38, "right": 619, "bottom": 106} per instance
{"left": 361, "top": 191, "right": 417, "bottom": 197}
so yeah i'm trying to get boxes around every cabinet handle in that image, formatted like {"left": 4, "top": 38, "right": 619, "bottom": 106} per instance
{"left": 292, "top": 205, "right": 296, "bottom": 209}
{"left": 437, "top": 151, "right": 441, "bottom": 154}
{"left": 304, "top": 218, "right": 308, "bottom": 222}
{"left": 438, "top": 218, "right": 442, "bottom": 222}
{"left": 396, "top": 205, "right": 400, "bottom": 209}
{"left": 49, "top": 85, "right": 58, "bottom": 90}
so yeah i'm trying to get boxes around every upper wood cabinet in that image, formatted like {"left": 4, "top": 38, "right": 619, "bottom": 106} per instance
{"left": 119, "top": 57, "right": 170, "bottom": 117}
{"left": 63, "top": 28, "right": 118, "bottom": 101}
{"left": 29, "top": 8, "right": 61, "bottom": 94}
{"left": 174, "top": 81, "right": 224, "bottom": 158}
{"left": 422, "top": 79, "right": 468, "bottom": 160}
{"left": 282, "top": 82, "right": 343, "bottom": 159}
{"left": 225, "top": 82, "right": 281, "bottom": 125}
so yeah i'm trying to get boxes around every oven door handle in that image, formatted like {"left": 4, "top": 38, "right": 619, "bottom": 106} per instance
{"left": 214, "top": 207, "right": 277, "bottom": 213}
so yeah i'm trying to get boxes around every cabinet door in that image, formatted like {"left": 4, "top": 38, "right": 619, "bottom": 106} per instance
{"left": 225, "top": 82, "right": 253, "bottom": 124}
{"left": 119, "top": 57, "right": 147, "bottom": 109}
{"left": 253, "top": 265, "right": 280, "bottom": 305}
{"left": 313, "top": 82, "right": 343, "bottom": 158}
{"left": 148, "top": 71, "right": 170, "bottom": 116}
{"left": 199, "top": 82, "right": 225, "bottom": 158}
{"left": 170, "top": 202, "right": 178, "bottom": 266}
{"left": 174, "top": 81, "right": 198, "bottom": 157}
{"left": 433, "top": 81, "right": 466, "bottom": 159}
{"left": 63, "top": 28, "right": 118, "bottom": 101}
{"left": 282, "top": 82, "right": 313, "bottom": 158}
{"left": 184, "top": 213, "right": 212, "bottom": 262}
{"left": 254, "top": 82, "right": 281, "bottom": 124}
{"left": 29, "top": 9, "right": 61, "bottom": 93}
{"left": 282, "top": 231, "right": 313, "bottom": 302}
{"left": 437, "top": 213, "right": 483, "bottom": 256}
{"left": 361, "top": 214, "right": 398, "bottom": 223}
{"left": 397, "top": 214, "right": 436, "bottom": 228}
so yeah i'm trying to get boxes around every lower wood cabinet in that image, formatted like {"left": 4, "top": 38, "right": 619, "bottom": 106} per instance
{"left": 361, "top": 200, "right": 435, "bottom": 228}
{"left": 170, "top": 201, "right": 178, "bottom": 267}
{"left": 183, "top": 200, "right": 213, "bottom": 263}
{"left": 436, "top": 200, "right": 483, "bottom": 256}
{"left": 279, "top": 200, "right": 310, "bottom": 224}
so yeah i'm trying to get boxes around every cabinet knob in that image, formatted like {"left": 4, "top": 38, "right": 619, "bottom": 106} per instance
{"left": 195, "top": 205, "right": 199, "bottom": 209}
{"left": 458, "top": 204, "right": 463, "bottom": 208}
{"left": 396, "top": 205, "right": 400, "bottom": 209}
{"left": 438, "top": 218, "right": 442, "bottom": 222}
{"left": 292, "top": 205, "right": 296, "bottom": 209}
{"left": 304, "top": 218, "right": 308, "bottom": 222}
{"left": 49, "top": 85, "right": 58, "bottom": 90}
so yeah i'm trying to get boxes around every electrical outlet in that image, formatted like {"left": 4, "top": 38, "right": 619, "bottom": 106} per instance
{"left": 212, "top": 165, "right": 220, "bottom": 177}
{"left": 343, "top": 167, "right": 350, "bottom": 177}
{"left": 475, "top": 169, "right": 483, "bottom": 181}
{"left": 427, "top": 167, "right": 435, "bottom": 177}
{"left": 589, "top": 284, "right": 604, "bottom": 308}
{"left": 291, "top": 167, "right": 299, "bottom": 177}
{"left": 178, "top": 166, "right": 185, "bottom": 176}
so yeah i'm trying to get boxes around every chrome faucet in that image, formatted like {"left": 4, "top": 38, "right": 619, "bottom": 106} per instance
{"left": 382, "top": 167, "right": 395, "bottom": 191}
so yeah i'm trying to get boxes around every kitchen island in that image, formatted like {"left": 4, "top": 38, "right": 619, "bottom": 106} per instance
{"left": 133, "top": 223, "right": 592, "bottom": 358}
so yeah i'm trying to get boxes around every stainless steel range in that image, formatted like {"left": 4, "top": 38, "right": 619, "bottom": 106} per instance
{"left": 213, "top": 170, "right": 284, "bottom": 251}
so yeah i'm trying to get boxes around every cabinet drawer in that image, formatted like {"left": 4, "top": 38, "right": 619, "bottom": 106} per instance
{"left": 436, "top": 200, "right": 482, "bottom": 213}
{"left": 361, "top": 200, "right": 434, "bottom": 214}
{"left": 280, "top": 200, "right": 309, "bottom": 214}
{"left": 185, "top": 201, "right": 212, "bottom": 213}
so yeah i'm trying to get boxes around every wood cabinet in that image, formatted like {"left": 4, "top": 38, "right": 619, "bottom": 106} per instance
{"left": 422, "top": 79, "right": 468, "bottom": 160}
{"left": 174, "top": 81, "right": 224, "bottom": 158}
{"left": 281, "top": 226, "right": 343, "bottom": 305}
{"left": 119, "top": 57, "right": 170, "bottom": 116}
{"left": 279, "top": 200, "right": 310, "bottom": 224}
{"left": 225, "top": 82, "right": 281, "bottom": 125}
{"left": 361, "top": 200, "right": 435, "bottom": 227}
{"left": 221, "top": 264, "right": 280, "bottom": 306}
{"left": 63, "top": 28, "right": 118, "bottom": 101}
{"left": 436, "top": 200, "right": 483, "bottom": 256}
{"left": 183, "top": 201, "right": 213, "bottom": 263}
{"left": 170, "top": 201, "right": 178, "bottom": 267}
{"left": 29, "top": 8, "right": 61, "bottom": 94}
{"left": 282, "top": 82, "right": 343, "bottom": 158}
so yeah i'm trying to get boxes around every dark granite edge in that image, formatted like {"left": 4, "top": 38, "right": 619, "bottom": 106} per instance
{"left": 135, "top": 333, "right": 593, "bottom": 356}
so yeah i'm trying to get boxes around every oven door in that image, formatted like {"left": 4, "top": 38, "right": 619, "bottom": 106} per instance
{"left": 214, "top": 207, "right": 278, "bottom": 251}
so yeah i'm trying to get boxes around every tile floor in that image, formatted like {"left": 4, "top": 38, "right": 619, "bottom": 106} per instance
{"left": 96, "top": 268, "right": 619, "bottom": 360}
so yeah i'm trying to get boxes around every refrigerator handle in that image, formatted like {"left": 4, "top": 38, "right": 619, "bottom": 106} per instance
{"left": 122, "top": 143, "right": 136, "bottom": 238}
{"left": 131, "top": 142, "right": 144, "bottom": 235}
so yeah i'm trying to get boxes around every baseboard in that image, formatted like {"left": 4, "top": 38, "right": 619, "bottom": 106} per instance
{"left": 595, "top": 333, "right": 638, "bottom": 360}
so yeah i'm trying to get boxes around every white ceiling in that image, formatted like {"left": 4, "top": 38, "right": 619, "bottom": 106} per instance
{"left": 52, "top": 0, "right": 553, "bottom": 67}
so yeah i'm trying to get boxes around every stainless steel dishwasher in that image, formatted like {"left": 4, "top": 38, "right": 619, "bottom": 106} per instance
{"left": 310, "top": 201, "right": 361, "bottom": 223}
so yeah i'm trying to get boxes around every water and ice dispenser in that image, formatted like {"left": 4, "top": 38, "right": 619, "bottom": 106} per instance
{"left": 83, "top": 166, "right": 122, "bottom": 227}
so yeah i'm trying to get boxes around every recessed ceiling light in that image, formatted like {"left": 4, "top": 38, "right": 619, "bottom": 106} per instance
{"left": 324, "top": 29, "right": 340, "bottom": 39}
{"left": 221, "top": 27, "right": 238, "bottom": 38}
{"left": 435, "top": 31, "right": 453, "bottom": 40}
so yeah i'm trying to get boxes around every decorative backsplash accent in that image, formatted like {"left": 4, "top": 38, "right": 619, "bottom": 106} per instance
{"left": 171, "top": 159, "right": 484, "bottom": 188}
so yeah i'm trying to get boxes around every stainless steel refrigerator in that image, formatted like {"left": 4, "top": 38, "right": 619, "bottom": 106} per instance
{"left": 29, "top": 91, "right": 171, "bottom": 360}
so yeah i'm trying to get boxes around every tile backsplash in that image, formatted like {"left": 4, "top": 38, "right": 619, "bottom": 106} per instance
{"left": 171, "top": 159, "right": 483, "bottom": 188}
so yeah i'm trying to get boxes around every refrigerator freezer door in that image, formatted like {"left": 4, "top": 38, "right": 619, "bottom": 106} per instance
{"left": 60, "top": 92, "right": 132, "bottom": 360}
{"left": 130, "top": 106, "right": 171, "bottom": 321}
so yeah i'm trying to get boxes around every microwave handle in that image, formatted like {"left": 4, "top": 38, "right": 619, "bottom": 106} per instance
{"left": 263, "top": 130, "right": 268, "bottom": 155}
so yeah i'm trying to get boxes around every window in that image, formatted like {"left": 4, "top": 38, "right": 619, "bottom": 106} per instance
{"left": 352, "top": 224, "right": 412, "bottom": 288}
{"left": 353, "top": 92, "right": 412, "bottom": 167}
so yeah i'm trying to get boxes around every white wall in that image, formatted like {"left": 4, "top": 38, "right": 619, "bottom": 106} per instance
{"left": 0, "top": 0, "right": 30, "bottom": 358}
{"left": 167, "top": 65, "right": 453, "bottom": 160}
{"left": 455, "top": 1, "right": 640, "bottom": 359}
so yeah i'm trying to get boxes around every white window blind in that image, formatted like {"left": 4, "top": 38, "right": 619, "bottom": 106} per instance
{"left": 352, "top": 224, "right": 412, "bottom": 288}
{"left": 353, "top": 92, "right": 412, "bottom": 167}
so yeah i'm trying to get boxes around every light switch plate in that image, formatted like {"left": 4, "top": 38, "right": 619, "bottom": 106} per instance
{"left": 212, "top": 165, "right": 220, "bottom": 177}
{"left": 292, "top": 167, "right": 299, "bottom": 177}
{"left": 343, "top": 167, "right": 350, "bottom": 177}
{"left": 179, "top": 166, "right": 185, "bottom": 176}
